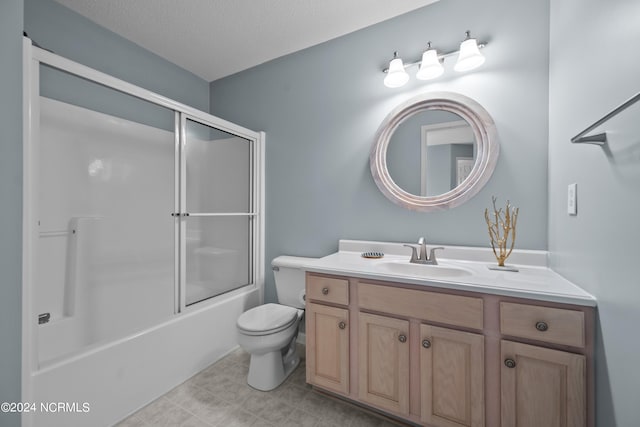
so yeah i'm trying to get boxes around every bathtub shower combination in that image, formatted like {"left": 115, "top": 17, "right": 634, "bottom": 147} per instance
{"left": 22, "top": 38, "right": 264, "bottom": 427}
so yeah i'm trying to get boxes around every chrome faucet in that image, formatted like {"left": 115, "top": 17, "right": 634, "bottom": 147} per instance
{"left": 403, "top": 237, "right": 444, "bottom": 265}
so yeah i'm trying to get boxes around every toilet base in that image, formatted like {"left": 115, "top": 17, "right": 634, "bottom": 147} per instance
{"left": 247, "top": 334, "right": 300, "bottom": 391}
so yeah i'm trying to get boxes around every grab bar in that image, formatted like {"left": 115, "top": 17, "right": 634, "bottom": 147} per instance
{"left": 39, "top": 229, "right": 75, "bottom": 237}
{"left": 571, "top": 91, "right": 640, "bottom": 145}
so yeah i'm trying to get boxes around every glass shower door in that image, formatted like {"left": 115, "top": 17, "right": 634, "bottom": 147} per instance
{"left": 36, "top": 65, "right": 177, "bottom": 363}
{"left": 181, "top": 117, "right": 255, "bottom": 306}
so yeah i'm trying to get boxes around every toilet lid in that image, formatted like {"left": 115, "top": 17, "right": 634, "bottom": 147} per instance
{"left": 237, "top": 303, "right": 299, "bottom": 333}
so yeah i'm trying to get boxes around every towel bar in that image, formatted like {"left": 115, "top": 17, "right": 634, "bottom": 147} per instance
{"left": 571, "top": 91, "right": 640, "bottom": 145}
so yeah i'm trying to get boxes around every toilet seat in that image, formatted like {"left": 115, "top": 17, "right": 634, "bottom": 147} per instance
{"left": 237, "top": 303, "right": 300, "bottom": 336}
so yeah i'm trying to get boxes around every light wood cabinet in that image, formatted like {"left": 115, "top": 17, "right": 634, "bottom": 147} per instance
{"left": 305, "top": 302, "right": 349, "bottom": 394}
{"left": 420, "top": 325, "right": 484, "bottom": 427}
{"left": 304, "top": 272, "right": 593, "bottom": 427}
{"left": 358, "top": 282, "right": 484, "bottom": 330}
{"left": 306, "top": 275, "right": 349, "bottom": 306}
{"left": 358, "top": 312, "right": 410, "bottom": 415}
{"left": 501, "top": 340, "right": 586, "bottom": 427}
{"left": 500, "top": 302, "right": 585, "bottom": 348}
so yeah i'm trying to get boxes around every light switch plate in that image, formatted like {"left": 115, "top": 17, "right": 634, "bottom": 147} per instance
{"left": 568, "top": 183, "right": 577, "bottom": 215}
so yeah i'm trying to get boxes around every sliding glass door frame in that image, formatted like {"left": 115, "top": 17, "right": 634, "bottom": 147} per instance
{"left": 177, "top": 113, "right": 260, "bottom": 311}
{"left": 22, "top": 36, "right": 264, "bottom": 409}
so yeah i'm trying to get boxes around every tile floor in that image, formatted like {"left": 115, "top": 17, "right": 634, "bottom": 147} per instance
{"left": 116, "top": 345, "right": 403, "bottom": 427}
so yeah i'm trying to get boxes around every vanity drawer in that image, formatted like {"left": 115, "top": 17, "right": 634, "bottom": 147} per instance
{"left": 500, "top": 302, "right": 585, "bottom": 348}
{"left": 306, "top": 274, "right": 349, "bottom": 306}
{"left": 357, "top": 282, "right": 483, "bottom": 330}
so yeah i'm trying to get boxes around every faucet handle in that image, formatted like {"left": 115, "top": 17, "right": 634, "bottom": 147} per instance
{"left": 403, "top": 244, "right": 419, "bottom": 262}
{"left": 417, "top": 237, "right": 425, "bottom": 245}
{"left": 428, "top": 247, "right": 445, "bottom": 265}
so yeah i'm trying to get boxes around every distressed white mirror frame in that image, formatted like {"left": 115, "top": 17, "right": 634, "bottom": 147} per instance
{"left": 370, "top": 92, "right": 499, "bottom": 211}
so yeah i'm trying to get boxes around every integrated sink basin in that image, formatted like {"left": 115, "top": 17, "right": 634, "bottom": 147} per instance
{"left": 376, "top": 260, "right": 473, "bottom": 278}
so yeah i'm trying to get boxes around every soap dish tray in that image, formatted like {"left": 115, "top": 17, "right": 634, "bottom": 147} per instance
{"left": 362, "top": 251, "right": 384, "bottom": 259}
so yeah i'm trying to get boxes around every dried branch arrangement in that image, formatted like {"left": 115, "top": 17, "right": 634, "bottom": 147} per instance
{"left": 484, "top": 196, "right": 519, "bottom": 267}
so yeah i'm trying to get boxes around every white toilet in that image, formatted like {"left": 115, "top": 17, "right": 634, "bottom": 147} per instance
{"left": 236, "top": 255, "right": 314, "bottom": 391}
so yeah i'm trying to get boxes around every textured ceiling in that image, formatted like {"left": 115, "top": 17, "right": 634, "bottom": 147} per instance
{"left": 54, "top": 0, "right": 439, "bottom": 82}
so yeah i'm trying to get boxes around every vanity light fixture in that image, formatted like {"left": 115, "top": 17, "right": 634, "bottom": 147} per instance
{"left": 454, "top": 31, "right": 486, "bottom": 72}
{"left": 382, "top": 31, "right": 487, "bottom": 88}
{"left": 383, "top": 52, "right": 410, "bottom": 88}
{"left": 416, "top": 42, "right": 444, "bottom": 80}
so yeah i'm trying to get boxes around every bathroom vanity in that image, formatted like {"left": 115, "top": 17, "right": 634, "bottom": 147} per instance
{"left": 304, "top": 241, "right": 595, "bottom": 427}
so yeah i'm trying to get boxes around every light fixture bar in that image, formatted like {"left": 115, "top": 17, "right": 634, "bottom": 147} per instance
{"left": 382, "top": 42, "right": 487, "bottom": 73}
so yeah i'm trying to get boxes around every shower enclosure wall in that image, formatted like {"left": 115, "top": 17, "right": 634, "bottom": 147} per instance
{"left": 22, "top": 38, "right": 264, "bottom": 427}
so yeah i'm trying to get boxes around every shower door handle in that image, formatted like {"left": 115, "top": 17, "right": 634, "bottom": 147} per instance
{"left": 170, "top": 213, "right": 190, "bottom": 217}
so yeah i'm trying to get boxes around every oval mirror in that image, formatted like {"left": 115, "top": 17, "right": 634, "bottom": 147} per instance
{"left": 370, "top": 92, "right": 499, "bottom": 211}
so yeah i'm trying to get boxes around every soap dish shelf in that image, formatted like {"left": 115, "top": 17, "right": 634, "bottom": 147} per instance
{"left": 361, "top": 252, "right": 384, "bottom": 259}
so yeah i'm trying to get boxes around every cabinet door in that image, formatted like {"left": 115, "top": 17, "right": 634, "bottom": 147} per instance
{"left": 501, "top": 340, "right": 585, "bottom": 427}
{"left": 421, "top": 325, "right": 485, "bottom": 427}
{"left": 306, "top": 302, "right": 349, "bottom": 394}
{"left": 358, "top": 312, "right": 410, "bottom": 415}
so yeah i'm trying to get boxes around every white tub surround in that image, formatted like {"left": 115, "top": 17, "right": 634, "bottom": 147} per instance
{"left": 305, "top": 240, "right": 595, "bottom": 306}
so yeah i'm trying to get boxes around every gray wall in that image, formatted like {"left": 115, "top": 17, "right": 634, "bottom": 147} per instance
{"left": 548, "top": 1, "right": 640, "bottom": 425}
{"left": 210, "top": 0, "right": 550, "bottom": 303}
{"left": 0, "top": 1, "right": 24, "bottom": 425}
{"left": 26, "top": 0, "right": 209, "bottom": 132}
{"left": 24, "top": 0, "right": 210, "bottom": 112}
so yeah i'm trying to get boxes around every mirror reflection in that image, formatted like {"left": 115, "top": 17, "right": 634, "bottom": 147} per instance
{"left": 386, "top": 110, "right": 476, "bottom": 197}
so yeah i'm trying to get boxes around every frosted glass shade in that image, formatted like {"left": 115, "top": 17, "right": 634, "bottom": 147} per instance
{"left": 416, "top": 49, "right": 444, "bottom": 80}
{"left": 384, "top": 58, "right": 409, "bottom": 88}
{"left": 454, "top": 38, "right": 485, "bottom": 72}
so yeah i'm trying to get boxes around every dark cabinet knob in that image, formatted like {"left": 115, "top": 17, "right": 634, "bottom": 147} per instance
{"left": 338, "top": 321, "right": 346, "bottom": 330}
{"left": 504, "top": 358, "right": 516, "bottom": 369}
{"left": 422, "top": 339, "right": 431, "bottom": 349}
{"left": 535, "top": 321, "right": 549, "bottom": 332}
{"left": 322, "top": 287, "right": 329, "bottom": 295}
{"left": 398, "top": 334, "right": 407, "bottom": 343}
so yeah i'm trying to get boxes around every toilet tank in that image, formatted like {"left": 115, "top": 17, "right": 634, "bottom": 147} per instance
{"left": 272, "top": 256, "right": 317, "bottom": 309}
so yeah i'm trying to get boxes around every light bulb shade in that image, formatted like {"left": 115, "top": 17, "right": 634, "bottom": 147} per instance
{"left": 384, "top": 57, "right": 409, "bottom": 88}
{"left": 416, "top": 49, "right": 444, "bottom": 80}
{"left": 454, "top": 38, "right": 485, "bottom": 72}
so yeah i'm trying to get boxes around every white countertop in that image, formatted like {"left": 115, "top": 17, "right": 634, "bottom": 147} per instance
{"left": 303, "top": 240, "right": 596, "bottom": 307}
